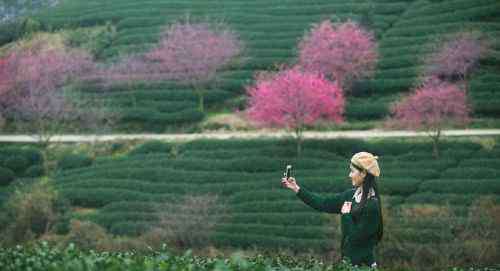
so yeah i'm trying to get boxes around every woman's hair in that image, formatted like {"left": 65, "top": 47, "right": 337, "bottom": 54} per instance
{"left": 350, "top": 165, "right": 384, "bottom": 243}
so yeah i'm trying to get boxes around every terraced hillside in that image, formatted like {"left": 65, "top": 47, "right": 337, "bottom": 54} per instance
{"left": 12, "top": 0, "right": 496, "bottom": 131}
{"left": 55, "top": 138, "right": 500, "bottom": 251}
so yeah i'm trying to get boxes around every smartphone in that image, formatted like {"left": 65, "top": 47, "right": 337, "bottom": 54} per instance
{"left": 284, "top": 165, "right": 292, "bottom": 179}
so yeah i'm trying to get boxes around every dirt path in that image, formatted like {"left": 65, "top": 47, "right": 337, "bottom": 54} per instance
{"left": 1, "top": 129, "right": 500, "bottom": 142}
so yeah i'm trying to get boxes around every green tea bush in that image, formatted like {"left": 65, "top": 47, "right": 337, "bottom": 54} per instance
{"left": 230, "top": 212, "right": 327, "bottom": 226}
{"left": 109, "top": 221, "right": 153, "bottom": 236}
{"left": 57, "top": 153, "right": 93, "bottom": 170}
{"left": 345, "top": 101, "right": 389, "bottom": 120}
{"left": 217, "top": 223, "right": 330, "bottom": 240}
{"left": 418, "top": 179, "right": 500, "bottom": 194}
{"left": 60, "top": 188, "right": 173, "bottom": 207}
{"left": 24, "top": 165, "right": 45, "bottom": 178}
{"left": 128, "top": 140, "right": 173, "bottom": 156}
{"left": 0, "top": 167, "right": 15, "bottom": 186}
{"left": 94, "top": 211, "right": 158, "bottom": 229}
{"left": 378, "top": 178, "right": 422, "bottom": 196}
{"left": 0, "top": 147, "right": 43, "bottom": 168}
{"left": 441, "top": 167, "right": 500, "bottom": 179}
{"left": 100, "top": 201, "right": 159, "bottom": 213}
{"left": 213, "top": 232, "right": 331, "bottom": 251}
{"left": 405, "top": 192, "right": 500, "bottom": 205}
{"left": 3, "top": 156, "right": 30, "bottom": 175}
{"left": 231, "top": 200, "right": 312, "bottom": 213}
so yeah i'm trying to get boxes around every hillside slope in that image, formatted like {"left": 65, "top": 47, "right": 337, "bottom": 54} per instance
{"left": 2, "top": 0, "right": 499, "bottom": 131}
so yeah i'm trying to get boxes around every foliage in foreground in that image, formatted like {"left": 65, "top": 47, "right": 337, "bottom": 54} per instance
{"left": 1, "top": 242, "right": 499, "bottom": 271}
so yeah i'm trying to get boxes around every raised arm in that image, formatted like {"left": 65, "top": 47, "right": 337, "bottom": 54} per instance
{"left": 296, "top": 186, "right": 348, "bottom": 214}
{"left": 281, "top": 177, "right": 349, "bottom": 214}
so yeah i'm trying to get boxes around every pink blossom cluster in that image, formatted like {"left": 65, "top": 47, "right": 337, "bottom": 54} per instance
{"left": 298, "top": 20, "right": 377, "bottom": 89}
{"left": 246, "top": 69, "right": 344, "bottom": 129}
{"left": 390, "top": 78, "right": 470, "bottom": 130}
{"left": 0, "top": 39, "right": 94, "bottom": 119}
{"left": 145, "top": 22, "right": 242, "bottom": 85}
{"left": 424, "top": 32, "right": 484, "bottom": 81}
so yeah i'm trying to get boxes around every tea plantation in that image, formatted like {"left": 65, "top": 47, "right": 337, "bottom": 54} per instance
{"left": 6, "top": 0, "right": 495, "bottom": 130}
{"left": 53, "top": 137, "right": 500, "bottom": 252}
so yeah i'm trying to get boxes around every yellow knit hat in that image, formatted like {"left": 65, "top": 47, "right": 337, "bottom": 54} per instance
{"left": 351, "top": 152, "right": 380, "bottom": 177}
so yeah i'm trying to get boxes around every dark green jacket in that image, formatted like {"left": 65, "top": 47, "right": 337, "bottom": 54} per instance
{"left": 296, "top": 187, "right": 381, "bottom": 265}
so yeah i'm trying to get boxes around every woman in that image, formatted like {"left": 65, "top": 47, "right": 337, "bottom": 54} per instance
{"left": 281, "top": 152, "right": 383, "bottom": 268}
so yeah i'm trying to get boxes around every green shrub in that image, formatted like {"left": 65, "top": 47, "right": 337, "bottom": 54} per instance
{"left": 379, "top": 178, "right": 422, "bottom": 196}
{"left": 3, "top": 156, "right": 30, "bottom": 175}
{"left": 0, "top": 167, "right": 15, "bottom": 186}
{"left": 441, "top": 167, "right": 500, "bottom": 179}
{"left": 109, "top": 221, "right": 153, "bottom": 236}
{"left": 231, "top": 200, "right": 312, "bottom": 213}
{"left": 217, "top": 223, "right": 330, "bottom": 240}
{"left": 0, "top": 147, "right": 43, "bottom": 167}
{"left": 57, "top": 154, "right": 93, "bottom": 171}
{"left": 24, "top": 165, "right": 45, "bottom": 178}
{"left": 0, "top": 17, "right": 43, "bottom": 46}
{"left": 405, "top": 192, "right": 500, "bottom": 205}
{"left": 345, "top": 101, "right": 389, "bottom": 120}
{"left": 128, "top": 140, "right": 173, "bottom": 156}
{"left": 418, "top": 179, "right": 500, "bottom": 194}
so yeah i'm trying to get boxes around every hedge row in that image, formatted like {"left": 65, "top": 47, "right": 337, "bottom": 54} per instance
{"left": 109, "top": 221, "right": 153, "bottom": 236}
{"left": 60, "top": 178, "right": 285, "bottom": 197}
{"left": 345, "top": 100, "right": 389, "bottom": 120}
{"left": 403, "top": 0, "right": 497, "bottom": 18}
{"left": 93, "top": 211, "right": 158, "bottom": 229}
{"left": 179, "top": 138, "right": 474, "bottom": 156}
{"left": 57, "top": 154, "right": 93, "bottom": 171}
{"left": 112, "top": 32, "right": 160, "bottom": 46}
{"left": 0, "top": 147, "right": 43, "bottom": 179}
{"left": 56, "top": 166, "right": 277, "bottom": 184}
{"left": 404, "top": 192, "right": 500, "bottom": 205}
{"left": 396, "top": 3, "right": 500, "bottom": 28}
{"left": 230, "top": 200, "right": 322, "bottom": 213}
{"left": 120, "top": 108, "right": 205, "bottom": 126}
{"left": 60, "top": 188, "right": 179, "bottom": 207}
{"left": 229, "top": 212, "right": 328, "bottom": 226}
{"left": 213, "top": 232, "right": 332, "bottom": 251}
{"left": 440, "top": 167, "right": 500, "bottom": 179}
{"left": 389, "top": 228, "right": 454, "bottom": 243}
{"left": 216, "top": 223, "right": 332, "bottom": 240}
{"left": 418, "top": 179, "right": 500, "bottom": 194}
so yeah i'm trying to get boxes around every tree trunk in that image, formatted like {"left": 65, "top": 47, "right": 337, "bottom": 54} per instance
{"left": 432, "top": 128, "right": 441, "bottom": 159}
{"left": 196, "top": 89, "right": 204, "bottom": 112}
{"left": 295, "top": 126, "right": 303, "bottom": 157}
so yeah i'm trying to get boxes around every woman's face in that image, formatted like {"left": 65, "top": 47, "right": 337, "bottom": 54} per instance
{"left": 349, "top": 165, "right": 366, "bottom": 187}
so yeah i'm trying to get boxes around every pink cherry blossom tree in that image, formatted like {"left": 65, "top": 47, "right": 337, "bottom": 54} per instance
{"left": 0, "top": 38, "right": 114, "bottom": 171}
{"left": 388, "top": 78, "right": 470, "bottom": 158}
{"left": 424, "top": 32, "right": 486, "bottom": 84}
{"left": 246, "top": 68, "right": 345, "bottom": 155}
{"left": 298, "top": 19, "right": 377, "bottom": 93}
{"left": 145, "top": 21, "right": 242, "bottom": 112}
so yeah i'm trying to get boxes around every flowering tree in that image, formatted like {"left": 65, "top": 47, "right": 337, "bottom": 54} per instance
{"left": 388, "top": 78, "right": 470, "bottom": 158}
{"left": 145, "top": 21, "right": 242, "bottom": 112}
{"left": 298, "top": 19, "right": 377, "bottom": 92}
{"left": 247, "top": 68, "right": 344, "bottom": 154}
{"left": 0, "top": 37, "right": 114, "bottom": 171}
{"left": 424, "top": 32, "right": 485, "bottom": 84}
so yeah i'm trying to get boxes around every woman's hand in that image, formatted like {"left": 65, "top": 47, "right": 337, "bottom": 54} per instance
{"left": 281, "top": 177, "right": 300, "bottom": 193}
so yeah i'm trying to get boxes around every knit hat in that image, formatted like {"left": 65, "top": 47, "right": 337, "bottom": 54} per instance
{"left": 350, "top": 152, "right": 380, "bottom": 177}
